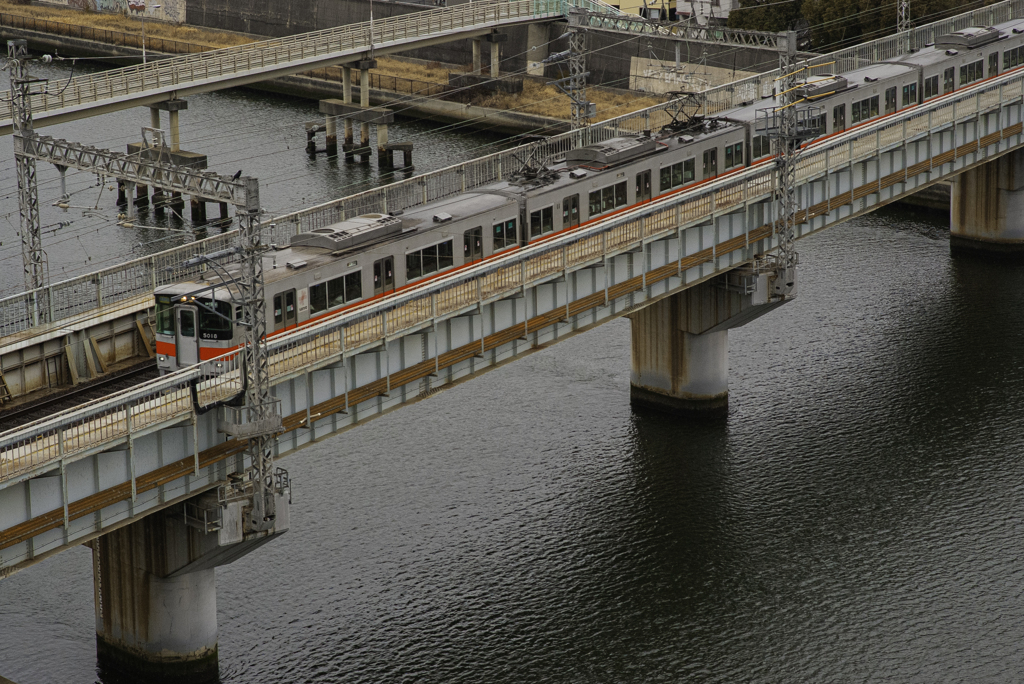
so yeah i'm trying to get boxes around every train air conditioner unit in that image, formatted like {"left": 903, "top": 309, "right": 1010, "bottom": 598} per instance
{"left": 290, "top": 213, "right": 403, "bottom": 251}
{"left": 564, "top": 136, "right": 658, "bottom": 166}
{"left": 934, "top": 26, "right": 1001, "bottom": 50}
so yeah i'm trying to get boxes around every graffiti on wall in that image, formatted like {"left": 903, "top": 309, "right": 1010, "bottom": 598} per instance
{"left": 36, "top": 0, "right": 185, "bottom": 23}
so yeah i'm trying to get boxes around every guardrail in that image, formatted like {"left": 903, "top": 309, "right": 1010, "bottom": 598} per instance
{"left": 0, "top": 0, "right": 623, "bottom": 124}
{"left": 3, "top": 62, "right": 1023, "bottom": 484}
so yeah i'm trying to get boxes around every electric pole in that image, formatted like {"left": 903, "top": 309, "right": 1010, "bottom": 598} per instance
{"left": 771, "top": 30, "right": 800, "bottom": 298}
{"left": 236, "top": 180, "right": 281, "bottom": 532}
{"left": 8, "top": 40, "right": 46, "bottom": 312}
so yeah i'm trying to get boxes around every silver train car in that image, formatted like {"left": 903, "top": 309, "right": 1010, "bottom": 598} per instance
{"left": 154, "top": 19, "right": 1024, "bottom": 373}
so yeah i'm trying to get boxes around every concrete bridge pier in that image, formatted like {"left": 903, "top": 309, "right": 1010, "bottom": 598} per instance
{"left": 342, "top": 66, "right": 353, "bottom": 160}
{"left": 629, "top": 268, "right": 789, "bottom": 416}
{"left": 92, "top": 483, "right": 289, "bottom": 682}
{"left": 486, "top": 31, "right": 506, "bottom": 78}
{"left": 951, "top": 148, "right": 1024, "bottom": 256}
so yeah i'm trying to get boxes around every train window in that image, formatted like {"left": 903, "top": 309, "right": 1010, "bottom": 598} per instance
{"left": 327, "top": 277, "right": 346, "bottom": 308}
{"left": 901, "top": 82, "right": 917, "bottom": 106}
{"left": 851, "top": 96, "right": 879, "bottom": 124}
{"left": 345, "top": 272, "right": 361, "bottom": 301}
{"left": 156, "top": 295, "right": 175, "bottom": 335}
{"left": 960, "top": 60, "right": 983, "bottom": 87}
{"left": 1005, "top": 46, "right": 1024, "bottom": 70}
{"left": 493, "top": 219, "right": 517, "bottom": 249}
{"left": 562, "top": 196, "right": 579, "bottom": 228}
{"left": 464, "top": 227, "right": 483, "bottom": 261}
{"left": 752, "top": 135, "right": 770, "bottom": 158}
{"left": 529, "top": 206, "right": 554, "bottom": 238}
{"left": 924, "top": 75, "right": 939, "bottom": 99}
{"left": 406, "top": 240, "right": 454, "bottom": 281}
{"left": 198, "top": 299, "right": 232, "bottom": 340}
{"left": 990, "top": 52, "right": 999, "bottom": 77}
{"left": 724, "top": 142, "right": 744, "bottom": 169}
{"left": 702, "top": 149, "right": 718, "bottom": 178}
{"left": 310, "top": 269, "right": 362, "bottom": 314}
{"left": 659, "top": 161, "right": 691, "bottom": 191}
{"left": 588, "top": 181, "right": 627, "bottom": 217}
{"left": 944, "top": 67, "right": 955, "bottom": 93}
{"left": 179, "top": 309, "right": 196, "bottom": 337}
{"left": 683, "top": 159, "right": 695, "bottom": 182}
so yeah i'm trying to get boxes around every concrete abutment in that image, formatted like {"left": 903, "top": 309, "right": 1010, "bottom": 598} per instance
{"left": 951, "top": 148, "right": 1024, "bottom": 256}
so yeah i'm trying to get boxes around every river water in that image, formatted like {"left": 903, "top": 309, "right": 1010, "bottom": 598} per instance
{"left": 3, "top": 62, "right": 1024, "bottom": 684}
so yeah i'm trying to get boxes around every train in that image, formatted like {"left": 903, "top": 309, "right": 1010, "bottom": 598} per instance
{"left": 155, "top": 19, "right": 1024, "bottom": 373}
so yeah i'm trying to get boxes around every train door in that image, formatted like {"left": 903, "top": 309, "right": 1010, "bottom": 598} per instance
{"left": 464, "top": 227, "right": 483, "bottom": 264}
{"left": 175, "top": 306, "right": 200, "bottom": 367}
{"left": 635, "top": 170, "right": 652, "bottom": 203}
{"left": 273, "top": 289, "right": 296, "bottom": 332}
{"left": 373, "top": 257, "right": 395, "bottom": 296}
{"left": 562, "top": 194, "right": 579, "bottom": 228}
{"left": 833, "top": 104, "right": 846, "bottom": 132}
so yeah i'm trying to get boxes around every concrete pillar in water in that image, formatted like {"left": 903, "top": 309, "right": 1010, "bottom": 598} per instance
{"left": 359, "top": 64, "right": 371, "bottom": 156}
{"left": 630, "top": 296, "right": 729, "bottom": 415}
{"left": 378, "top": 123, "right": 394, "bottom": 167}
{"left": 342, "top": 66, "right": 354, "bottom": 160}
{"left": 951, "top": 148, "right": 1024, "bottom": 256}
{"left": 472, "top": 38, "right": 482, "bottom": 74}
{"left": 169, "top": 109, "right": 181, "bottom": 152}
{"left": 149, "top": 107, "right": 161, "bottom": 131}
{"left": 190, "top": 196, "right": 207, "bottom": 225}
{"left": 92, "top": 487, "right": 289, "bottom": 682}
{"left": 629, "top": 270, "right": 790, "bottom": 416}
{"left": 135, "top": 183, "right": 149, "bottom": 208}
{"left": 325, "top": 114, "right": 338, "bottom": 159}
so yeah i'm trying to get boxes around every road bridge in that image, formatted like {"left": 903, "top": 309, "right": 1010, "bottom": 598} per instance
{"left": 3, "top": 0, "right": 1024, "bottom": 677}
{"left": 0, "top": 0, "right": 620, "bottom": 135}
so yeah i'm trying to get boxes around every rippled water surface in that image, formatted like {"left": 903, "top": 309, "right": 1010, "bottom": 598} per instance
{"left": 3, "top": 66, "right": 1024, "bottom": 684}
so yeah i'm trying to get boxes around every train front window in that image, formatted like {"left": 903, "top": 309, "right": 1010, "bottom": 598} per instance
{"left": 198, "top": 299, "right": 233, "bottom": 340}
{"left": 156, "top": 295, "right": 175, "bottom": 335}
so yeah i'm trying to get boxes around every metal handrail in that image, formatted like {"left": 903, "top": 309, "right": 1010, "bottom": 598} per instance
{"left": 2, "top": 63, "right": 1021, "bottom": 483}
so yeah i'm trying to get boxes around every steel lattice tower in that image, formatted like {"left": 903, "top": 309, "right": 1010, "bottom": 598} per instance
{"left": 897, "top": 0, "right": 910, "bottom": 35}
{"left": 8, "top": 40, "right": 46, "bottom": 304}
{"left": 237, "top": 183, "right": 278, "bottom": 532}
{"left": 772, "top": 30, "right": 800, "bottom": 294}
{"left": 568, "top": 21, "right": 590, "bottom": 129}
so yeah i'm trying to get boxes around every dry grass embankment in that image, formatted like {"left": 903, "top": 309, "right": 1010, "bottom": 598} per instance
{"left": 0, "top": 2, "right": 663, "bottom": 121}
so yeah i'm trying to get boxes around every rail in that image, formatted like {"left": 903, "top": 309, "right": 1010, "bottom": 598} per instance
{"left": 0, "top": 0, "right": 624, "bottom": 126}
{"left": 3, "top": 62, "right": 1023, "bottom": 483}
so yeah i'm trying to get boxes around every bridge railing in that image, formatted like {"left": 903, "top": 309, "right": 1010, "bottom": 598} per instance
{"left": 7, "top": 59, "right": 1024, "bottom": 482}
{"left": 0, "top": 232, "right": 238, "bottom": 340}
{"left": 0, "top": 0, "right": 623, "bottom": 123}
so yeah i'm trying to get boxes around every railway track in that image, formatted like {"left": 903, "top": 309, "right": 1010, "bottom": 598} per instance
{"left": 0, "top": 361, "right": 159, "bottom": 433}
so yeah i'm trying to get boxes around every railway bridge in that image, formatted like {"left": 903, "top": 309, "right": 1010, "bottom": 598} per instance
{"left": 4, "top": 0, "right": 1024, "bottom": 678}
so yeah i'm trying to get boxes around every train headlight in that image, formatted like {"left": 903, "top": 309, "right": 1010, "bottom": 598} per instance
{"left": 158, "top": 355, "right": 167, "bottom": 362}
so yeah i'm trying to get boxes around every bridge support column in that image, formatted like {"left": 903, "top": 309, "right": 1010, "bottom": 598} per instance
{"left": 342, "top": 66, "right": 354, "bottom": 160}
{"left": 325, "top": 114, "right": 338, "bottom": 159}
{"left": 472, "top": 38, "right": 482, "bottom": 74}
{"left": 358, "top": 60, "right": 374, "bottom": 162}
{"left": 629, "top": 270, "right": 789, "bottom": 416}
{"left": 630, "top": 297, "right": 729, "bottom": 416}
{"left": 92, "top": 486, "right": 289, "bottom": 683}
{"left": 486, "top": 32, "right": 506, "bottom": 79}
{"left": 526, "top": 23, "right": 549, "bottom": 77}
{"left": 951, "top": 148, "right": 1024, "bottom": 256}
